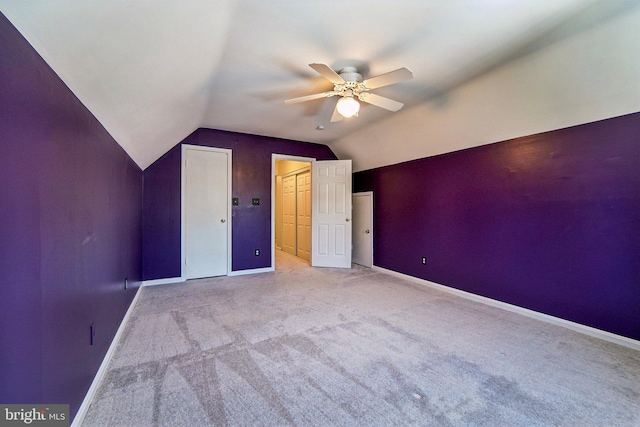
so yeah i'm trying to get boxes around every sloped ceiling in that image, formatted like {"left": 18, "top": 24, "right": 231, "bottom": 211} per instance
{"left": 1, "top": 0, "right": 639, "bottom": 171}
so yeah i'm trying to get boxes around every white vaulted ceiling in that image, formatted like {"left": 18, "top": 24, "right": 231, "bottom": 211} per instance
{"left": 1, "top": 1, "right": 639, "bottom": 171}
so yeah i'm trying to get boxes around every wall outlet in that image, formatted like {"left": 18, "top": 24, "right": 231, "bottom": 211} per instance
{"left": 255, "top": 249, "right": 260, "bottom": 256}
{"left": 252, "top": 198, "right": 260, "bottom": 206}
{"left": 422, "top": 257, "right": 427, "bottom": 265}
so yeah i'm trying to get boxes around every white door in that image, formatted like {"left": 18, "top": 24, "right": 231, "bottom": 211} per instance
{"left": 183, "top": 146, "right": 231, "bottom": 279}
{"left": 311, "top": 160, "right": 352, "bottom": 268}
{"left": 282, "top": 174, "right": 297, "bottom": 256}
{"left": 297, "top": 171, "right": 312, "bottom": 261}
{"left": 352, "top": 192, "right": 373, "bottom": 268}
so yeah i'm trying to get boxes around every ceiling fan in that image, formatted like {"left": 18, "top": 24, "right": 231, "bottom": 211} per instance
{"left": 284, "top": 63, "right": 413, "bottom": 122}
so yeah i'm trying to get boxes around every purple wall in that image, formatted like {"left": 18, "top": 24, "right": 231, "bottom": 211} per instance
{"left": 142, "top": 128, "right": 336, "bottom": 279}
{"left": 0, "top": 13, "right": 142, "bottom": 417}
{"left": 354, "top": 112, "right": 640, "bottom": 340}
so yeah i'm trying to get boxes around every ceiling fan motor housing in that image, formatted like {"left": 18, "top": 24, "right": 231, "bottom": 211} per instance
{"left": 338, "top": 66, "right": 363, "bottom": 82}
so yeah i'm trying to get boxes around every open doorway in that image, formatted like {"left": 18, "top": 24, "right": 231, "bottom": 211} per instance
{"left": 272, "top": 155, "right": 314, "bottom": 269}
{"left": 272, "top": 155, "right": 354, "bottom": 271}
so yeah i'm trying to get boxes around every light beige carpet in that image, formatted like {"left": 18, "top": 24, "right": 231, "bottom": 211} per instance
{"left": 82, "top": 251, "right": 640, "bottom": 426}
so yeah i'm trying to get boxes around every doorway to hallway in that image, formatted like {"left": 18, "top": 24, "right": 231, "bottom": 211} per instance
{"left": 272, "top": 155, "right": 353, "bottom": 271}
{"left": 275, "top": 158, "right": 312, "bottom": 267}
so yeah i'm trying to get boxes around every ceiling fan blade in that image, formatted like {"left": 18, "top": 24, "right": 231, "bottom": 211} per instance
{"left": 309, "top": 63, "right": 344, "bottom": 84}
{"left": 330, "top": 104, "right": 343, "bottom": 122}
{"left": 284, "top": 91, "right": 334, "bottom": 104}
{"left": 363, "top": 67, "right": 413, "bottom": 89}
{"left": 359, "top": 92, "right": 404, "bottom": 112}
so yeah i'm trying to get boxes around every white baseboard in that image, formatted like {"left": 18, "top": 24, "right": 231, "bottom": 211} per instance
{"left": 143, "top": 269, "right": 274, "bottom": 283}
{"left": 72, "top": 285, "right": 143, "bottom": 427}
{"left": 228, "top": 267, "right": 274, "bottom": 276}
{"left": 373, "top": 266, "right": 640, "bottom": 352}
{"left": 142, "top": 277, "right": 185, "bottom": 286}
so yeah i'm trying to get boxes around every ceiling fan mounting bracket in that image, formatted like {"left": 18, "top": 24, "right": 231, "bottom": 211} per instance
{"left": 337, "top": 66, "right": 363, "bottom": 83}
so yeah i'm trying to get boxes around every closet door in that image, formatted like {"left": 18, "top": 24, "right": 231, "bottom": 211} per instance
{"left": 183, "top": 145, "right": 231, "bottom": 279}
{"left": 352, "top": 192, "right": 373, "bottom": 267}
{"left": 296, "top": 171, "right": 312, "bottom": 260}
{"left": 282, "top": 174, "right": 297, "bottom": 256}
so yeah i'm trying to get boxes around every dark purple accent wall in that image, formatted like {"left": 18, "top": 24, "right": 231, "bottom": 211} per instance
{"left": 142, "top": 128, "right": 336, "bottom": 279}
{"left": 354, "top": 112, "right": 640, "bottom": 340}
{"left": 142, "top": 142, "right": 184, "bottom": 280}
{"left": 0, "top": 13, "right": 142, "bottom": 418}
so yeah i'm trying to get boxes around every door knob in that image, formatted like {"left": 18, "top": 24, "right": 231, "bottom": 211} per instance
{"left": 365, "top": 229, "right": 370, "bottom": 234}
{"left": 346, "top": 218, "right": 350, "bottom": 222}
{"left": 221, "top": 219, "right": 226, "bottom": 223}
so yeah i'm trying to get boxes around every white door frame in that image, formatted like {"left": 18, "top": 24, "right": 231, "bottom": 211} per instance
{"left": 181, "top": 144, "right": 232, "bottom": 280}
{"left": 271, "top": 154, "right": 316, "bottom": 268}
{"left": 352, "top": 191, "right": 373, "bottom": 267}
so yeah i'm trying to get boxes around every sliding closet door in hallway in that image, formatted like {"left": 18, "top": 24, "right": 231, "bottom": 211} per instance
{"left": 282, "top": 174, "right": 297, "bottom": 256}
{"left": 183, "top": 145, "right": 231, "bottom": 279}
{"left": 296, "top": 171, "right": 311, "bottom": 261}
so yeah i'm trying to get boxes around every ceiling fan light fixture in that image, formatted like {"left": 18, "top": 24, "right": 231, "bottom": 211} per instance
{"left": 284, "top": 63, "right": 413, "bottom": 121}
{"left": 336, "top": 96, "right": 360, "bottom": 118}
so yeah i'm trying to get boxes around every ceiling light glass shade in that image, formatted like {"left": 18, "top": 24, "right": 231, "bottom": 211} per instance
{"left": 336, "top": 96, "right": 360, "bottom": 117}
